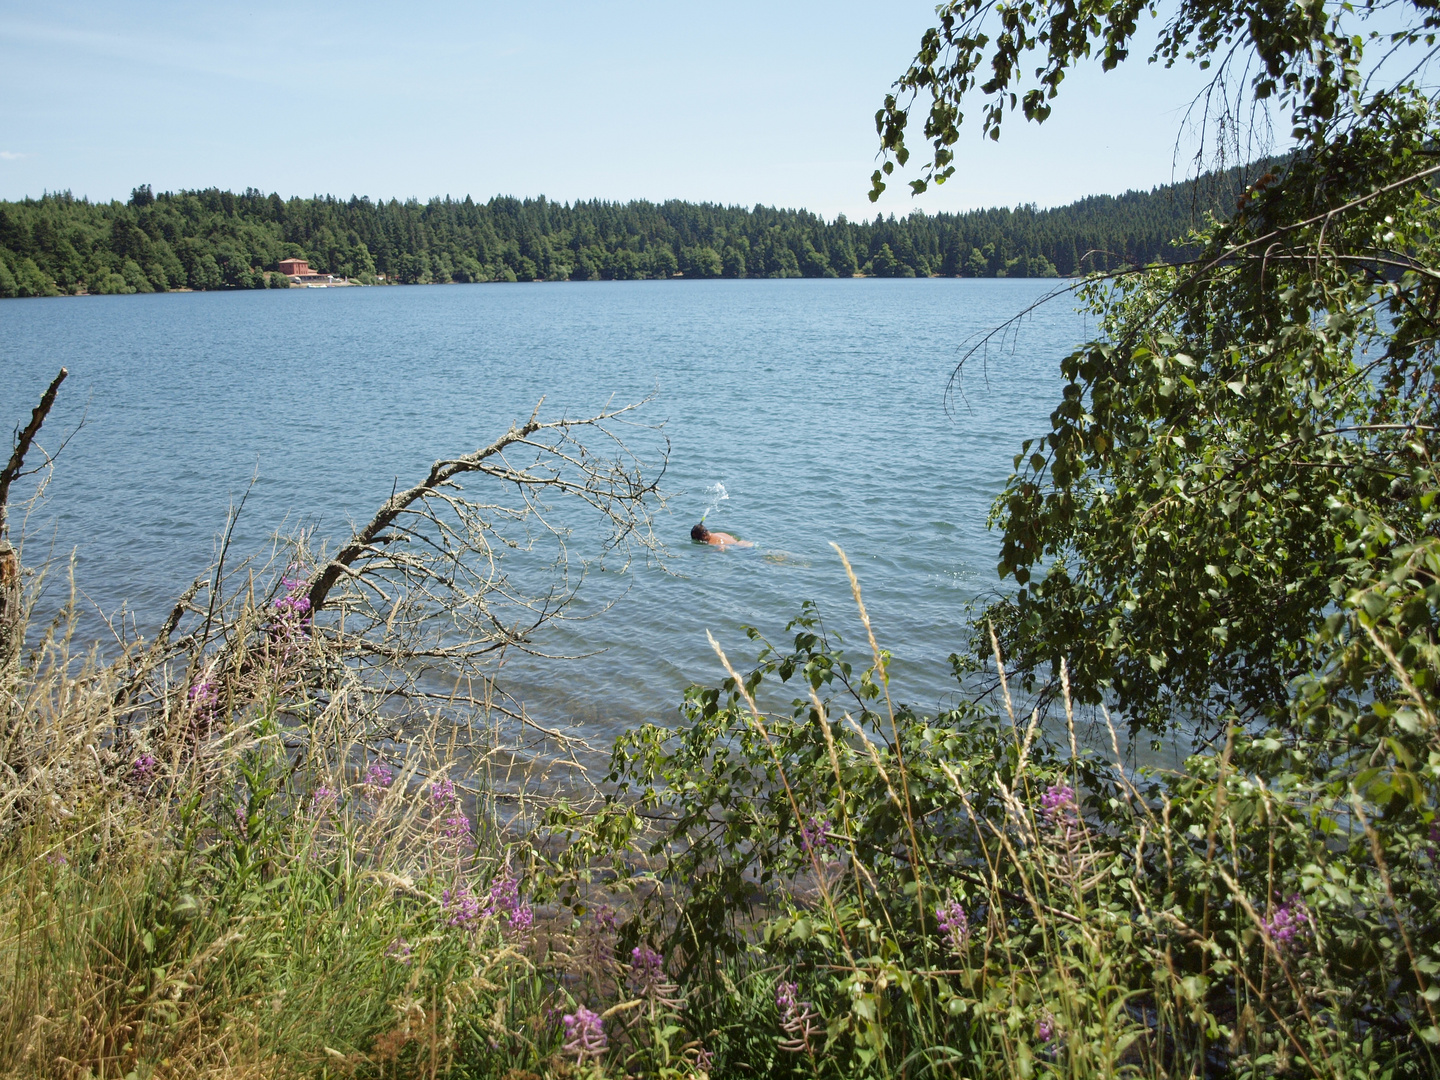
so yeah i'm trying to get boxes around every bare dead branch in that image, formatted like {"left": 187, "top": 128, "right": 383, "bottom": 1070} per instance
{"left": 0, "top": 368, "right": 67, "bottom": 539}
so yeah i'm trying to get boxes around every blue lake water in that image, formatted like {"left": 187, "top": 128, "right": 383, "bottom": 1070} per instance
{"left": 1, "top": 279, "right": 1086, "bottom": 739}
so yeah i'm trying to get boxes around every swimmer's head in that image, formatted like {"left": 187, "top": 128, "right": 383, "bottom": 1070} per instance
{"left": 691, "top": 523, "right": 709, "bottom": 542}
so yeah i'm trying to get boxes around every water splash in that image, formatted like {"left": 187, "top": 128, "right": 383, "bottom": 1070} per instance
{"left": 700, "top": 482, "right": 728, "bottom": 523}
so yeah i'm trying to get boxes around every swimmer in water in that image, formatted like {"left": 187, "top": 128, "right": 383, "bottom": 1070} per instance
{"left": 692, "top": 523, "right": 753, "bottom": 549}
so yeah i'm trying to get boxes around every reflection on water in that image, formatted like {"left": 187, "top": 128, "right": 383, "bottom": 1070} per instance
{"left": 761, "top": 551, "right": 809, "bottom": 567}
{"left": 1, "top": 278, "right": 1086, "bottom": 744}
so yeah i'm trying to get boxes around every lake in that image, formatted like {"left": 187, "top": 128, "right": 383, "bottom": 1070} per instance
{"left": 1, "top": 279, "right": 1087, "bottom": 739}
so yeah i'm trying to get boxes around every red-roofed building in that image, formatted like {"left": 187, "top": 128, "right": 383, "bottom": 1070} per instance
{"left": 277, "top": 257, "right": 339, "bottom": 284}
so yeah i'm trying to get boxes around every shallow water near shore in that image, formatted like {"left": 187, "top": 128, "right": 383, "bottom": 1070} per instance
{"left": 1, "top": 278, "right": 1086, "bottom": 740}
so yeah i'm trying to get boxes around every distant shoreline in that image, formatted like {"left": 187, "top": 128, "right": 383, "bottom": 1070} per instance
{"left": 1, "top": 177, "right": 1245, "bottom": 299}
{"left": 8, "top": 272, "right": 1092, "bottom": 300}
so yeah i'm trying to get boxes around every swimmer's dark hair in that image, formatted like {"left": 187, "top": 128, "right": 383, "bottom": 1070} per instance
{"left": 691, "top": 523, "right": 709, "bottom": 541}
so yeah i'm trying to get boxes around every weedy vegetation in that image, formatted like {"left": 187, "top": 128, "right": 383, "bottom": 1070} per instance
{"left": 4, "top": 359, "right": 1438, "bottom": 1078}
{"left": 8, "top": 0, "right": 1440, "bottom": 1072}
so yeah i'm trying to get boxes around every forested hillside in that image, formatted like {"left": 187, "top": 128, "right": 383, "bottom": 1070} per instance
{"left": 0, "top": 174, "right": 1243, "bottom": 297}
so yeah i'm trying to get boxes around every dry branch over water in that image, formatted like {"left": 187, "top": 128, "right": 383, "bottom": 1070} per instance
{"left": 0, "top": 377, "right": 683, "bottom": 1078}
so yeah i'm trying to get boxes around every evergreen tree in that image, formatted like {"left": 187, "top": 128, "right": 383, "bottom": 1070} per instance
{"left": 0, "top": 170, "right": 1248, "bottom": 298}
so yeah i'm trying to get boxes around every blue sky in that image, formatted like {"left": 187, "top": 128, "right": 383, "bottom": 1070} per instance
{"left": 1, "top": 1, "right": 1243, "bottom": 216}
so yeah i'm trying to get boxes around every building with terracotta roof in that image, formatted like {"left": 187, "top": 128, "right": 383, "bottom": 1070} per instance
{"left": 277, "top": 257, "right": 338, "bottom": 284}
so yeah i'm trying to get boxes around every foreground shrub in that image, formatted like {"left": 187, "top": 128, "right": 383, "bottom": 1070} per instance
{"left": 551, "top": 550, "right": 1440, "bottom": 1079}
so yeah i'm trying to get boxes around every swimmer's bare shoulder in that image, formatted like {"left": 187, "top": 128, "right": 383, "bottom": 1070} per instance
{"left": 692, "top": 523, "right": 753, "bottom": 549}
{"left": 708, "top": 531, "right": 753, "bottom": 548}
{"left": 708, "top": 532, "right": 754, "bottom": 550}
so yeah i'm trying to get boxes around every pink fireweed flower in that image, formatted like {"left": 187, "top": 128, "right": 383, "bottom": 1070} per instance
{"left": 131, "top": 754, "right": 157, "bottom": 784}
{"left": 431, "top": 777, "right": 456, "bottom": 804}
{"left": 561, "top": 1006, "right": 607, "bottom": 1064}
{"left": 483, "top": 867, "right": 533, "bottom": 933}
{"left": 185, "top": 677, "right": 221, "bottom": 738}
{"left": 442, "top": 810, "right": 474, "bottom": 847}
{"left": 1262, "top": 894, "right": 1311, "bottom": 951}
{"left": 273, "top": 571, "right": 312, "bottom": 621}
{"left": 776, "top": 981, "right": 801, "bottom": 1015}
{"left": 310, "top": 785, "right": 337, "bottom": 813}
{"left": 628, "top": 943, "right": 678, "bottom": 1004}
{"left": 187, "top": 679, "right": 217, "bottom": 711}
{"left": 273, "top": 594, "right": 311, "bottom": 616}
{"left": 578, "top": 904, "right": 620, "bottom": 982}
{"left": 385, "top": 937, "right": 413, "bottom": 964}
{"left": 1037, "top": 1012, "right": 1057, "bottom": 1043}
{"left": 935, "top": 899, "right": 970, "bottom": 955}
{"left": 270, "top": 570, "right": 313, "bottom": 651}
{"left": 776, "top": 980, "right": 820, "bottom": 1054}
{"left": 508, "top": 903, "right": 534, "bottom": 932}
{"left": 484, "top": 868, "right": 519, "bottom": 915}
{"left": 631, "top": 944, "right": 663, "bottom": 982}
{"left": 799, "top": 816, "right": 833, "bottom": 853}
{"left": 443, "top": 885, "right": 483, "bottom": 932}
{"left": 1039, "top": 784, "right": 1078, "bottom": 828}
{"left": 362, "top": 762, "right": 394, "bottom": 798}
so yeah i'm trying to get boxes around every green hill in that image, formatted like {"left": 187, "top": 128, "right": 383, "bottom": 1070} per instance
{"left": 0, "top": 172, "right": 1254, "bottom": 297}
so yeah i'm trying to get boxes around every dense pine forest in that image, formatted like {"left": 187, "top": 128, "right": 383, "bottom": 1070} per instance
{"left": 0, "top": 172, "right": 1244, "bottom": 297}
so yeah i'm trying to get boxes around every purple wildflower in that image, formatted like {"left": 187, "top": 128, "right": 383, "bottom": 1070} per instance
{"left": 485, "top": 869, "right": 519, "bottom": 915}
{"left": 131, "top": 754, "right": 157, "bottom": 784}
{"left": 442, "top": 810, "right": 474, "bottom": 847}
{"left": 631, "top": 944, "right": 663, "bottom": 980}
{"left": 270, "top": 569, "right": 313, "bottom": 654}
{"left": 483, "top": 867, "right": 533, "bottom": 934}
{"left": 776, "top": 981, "right": 801, "bottom": 1015}
{"left": 431, "top": 778, "right": 456, "bottom": 804}
{"left": 1039, "top": 784, "right": 1078, "bottom": 828}
{"left": 46, "top": 851, "right": 67, "bottom": 867}
{"left": 443, "top": 885, "right": 483, "bottom": 932}
{"left": 776, "top": 980, "right": 820, "bottom": 1054}
{"left": 362, "top": 762, "right": 394, "bottom": 798}
{"left": 273, "top": 593, "right": 312, "bottom": 618}
{"left": 274, "top": 573, "right": 312, "bottom": 618}
{"left": 1262, "top": 894, "right": 1311, "bottom": 951}
{"left": 1037, "top": 1012, "right": 1056, "bottom": 1043}
{"left": 187, "top": 679, "right": 217, "bottom": 711}
{"left": 385, "top": 937, "right": 413, "bottom": 964}
{"left": 936, "top": 899, "right": 970, "bottom": 955}
{"left": 799, "top": 816, "right": 833, "bottom": 853}
{"left": 561, "top": 1006, "right": 607, "bottom": 1063}
{"left": 310, "top": 785, "right": 337, "bottom": 813}
{"left": 628, "top": 944, "right": 677, "bottom": 1003}
{"left": 578, "top": 905, "right": 621, "bottom": 987}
